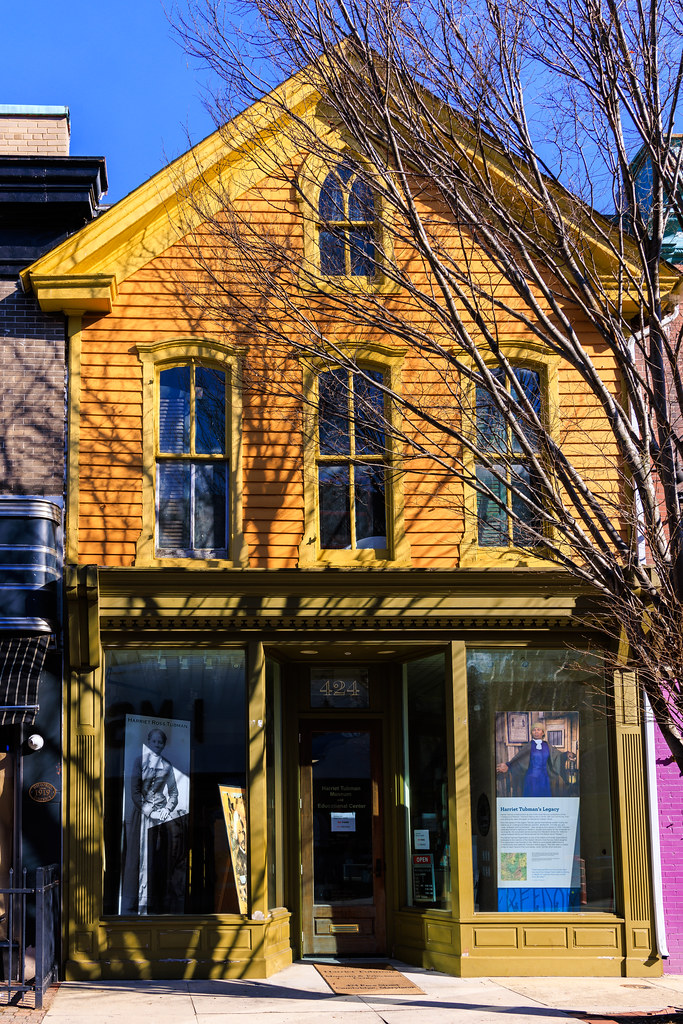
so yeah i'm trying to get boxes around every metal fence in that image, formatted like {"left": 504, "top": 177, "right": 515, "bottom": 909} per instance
{"left": 0, "top": 865, "right": 59, "bottom": 1009}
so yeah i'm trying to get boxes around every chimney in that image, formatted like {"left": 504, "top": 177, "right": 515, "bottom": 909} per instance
{"left": 0, "top": 105, "right": 70, "bottom": 157}
{"left": 0, "top": 106, "right": 107, "bottom": 276}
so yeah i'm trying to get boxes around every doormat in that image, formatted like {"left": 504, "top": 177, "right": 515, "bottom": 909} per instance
{"left": 314, "top": 962, "right": 424, "bottom": 995}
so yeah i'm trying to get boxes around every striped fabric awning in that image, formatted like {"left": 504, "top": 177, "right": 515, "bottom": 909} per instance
{"left": 0, "top": 636, "right": 49, "bottom": 726}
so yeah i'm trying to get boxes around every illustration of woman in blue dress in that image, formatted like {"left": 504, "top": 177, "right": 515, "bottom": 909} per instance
{"left": 496, "top": 724, "right": 562, "bottom": 797}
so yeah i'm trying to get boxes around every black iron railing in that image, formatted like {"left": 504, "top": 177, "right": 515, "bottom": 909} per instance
{"left": 0, "top": 865, "right": 59, "bottom": 1008}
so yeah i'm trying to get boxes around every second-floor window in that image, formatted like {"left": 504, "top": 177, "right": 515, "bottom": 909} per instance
{"left": 156, "top": 363, "right": 229, "bottom": 557}
{"left": 317, "top": 369, "right": 387, "bottom": 550}
{"left": 475, "top": 366, "right": 543, "bottom": 547}
{"left": 318, "top": 161, "right": 376, "bottom": 278}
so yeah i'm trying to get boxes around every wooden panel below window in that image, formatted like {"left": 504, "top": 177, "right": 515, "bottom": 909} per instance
{"left": 473, "top": 927, "right": 518, "bottom": 948}
{"left": 522, "top": 928, "right": 568, "bottom": 948}
{"left": 573, "top": 926, "right": 619, "bottom": 948}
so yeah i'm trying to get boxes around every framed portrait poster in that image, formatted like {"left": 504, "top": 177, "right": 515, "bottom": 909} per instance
{"left": 495, "top": 710, "right": 580, "bottom": 911}
{"left": 506, "top": 711, "right": 530, "bottom": 745}
{"left": 119, "top": 714, "right": 190, "bottom": 916}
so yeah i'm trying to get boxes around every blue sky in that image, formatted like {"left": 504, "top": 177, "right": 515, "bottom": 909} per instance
{"left": 2, "top": 0, "right": 217, "bottom": 205}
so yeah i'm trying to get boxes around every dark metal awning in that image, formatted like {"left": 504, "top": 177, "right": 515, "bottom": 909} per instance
{"left": 0, "top": 636, "right": 49, "bottom": 726}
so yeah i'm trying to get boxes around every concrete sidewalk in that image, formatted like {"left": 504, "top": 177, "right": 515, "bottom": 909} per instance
{"left": 41, "top": 962, "right": 683, "bottom": 1024}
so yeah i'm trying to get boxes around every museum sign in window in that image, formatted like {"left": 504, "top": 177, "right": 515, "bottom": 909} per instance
{"left": 403, "top": 653, "right": 451, "bottom": 910}
{"left": 103, "top": 649, "right": 247, "bottom": 916}
{"left": 467, "top": 648, "right": 614, "bottom": 913}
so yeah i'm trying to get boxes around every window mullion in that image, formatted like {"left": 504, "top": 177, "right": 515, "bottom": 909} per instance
{"left": 348, "top": 371, "right": 356, "bottom": 547}
{"left": 224, "top": 461, "right": 229, "bottom": 549}
{"left": 349, "top": 463, "right": 357, "bottom": 549}
{"left": 189, "top": 460, "right": 196, "bottom": 550}
{"left": 343, "top": 188, "right": 349, "bottom": 277}
{"left": 347, "top": 371, "right": 355, "bottom": 458}
{"left": 189, "top": 362, "right": 196, "bottom": 455}
{"left": 504, "top": 381, "right": 513, "bottom": 545}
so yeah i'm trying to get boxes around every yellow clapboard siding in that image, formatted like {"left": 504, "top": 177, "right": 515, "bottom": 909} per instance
{"left": 72, "top": 160, "right": 627, "bottom": 568}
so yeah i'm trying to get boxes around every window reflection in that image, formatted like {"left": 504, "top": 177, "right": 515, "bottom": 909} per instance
{"left": 404, "top": 654, "right": 451, "bottom": 910}
{"left": 156, "top": 362, "right": 229, "bottom": 557}
{"left": 317, "top": 369, "right": 387, "bottom": 551}
{"left": 318, "top": 161, "right": 377, "bottom": 278}
{"left": 467, "top": 648, "right": 614, "bottom": 913}
{"left": 104, "top": 649, "right": 246, "bottom": 916}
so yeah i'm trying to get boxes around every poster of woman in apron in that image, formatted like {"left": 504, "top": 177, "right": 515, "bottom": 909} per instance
{"left": 119, "top": 716, "right": 190, "bottom": 914}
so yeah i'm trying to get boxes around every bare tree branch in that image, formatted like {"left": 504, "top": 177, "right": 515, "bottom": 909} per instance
{"left": 171, "top": 0, "right": 683, "bottom": 763}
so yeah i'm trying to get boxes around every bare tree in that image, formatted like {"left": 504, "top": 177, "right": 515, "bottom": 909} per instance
{"left": 169, "top": 0, "right": 683, "bottom": 765}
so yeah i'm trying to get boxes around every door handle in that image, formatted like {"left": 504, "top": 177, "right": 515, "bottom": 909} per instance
{"left": 375, "top": 858, "right": 382, "bottom": 878}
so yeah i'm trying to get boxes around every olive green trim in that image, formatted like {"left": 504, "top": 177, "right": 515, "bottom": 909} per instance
{"left": 449, "top": 641, "right": 473, "bottom": 920}
{"left": 64, "top": 909, "right": 293, "bottom": 980}
{"left": 63, "top": 563, "right": 658, "bottom": 979}
{"left": 66, "top": 564, "right": 100, "bottom": 670}
{"left": 392, "top": 908, "right": 661, "bottom": 977}
{"left": 248, "top": 642, "right": 268, "bottom": 918}
{"left": 95, "top": 566, "right": 607, "bottom": 635}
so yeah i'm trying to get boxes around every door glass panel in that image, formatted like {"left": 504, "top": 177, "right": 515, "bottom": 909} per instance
{"left": 404, "top": 653, "right": 451, "bottom": 909}
{"left": 312, "top": 730, "right": 373, "bottom": 904}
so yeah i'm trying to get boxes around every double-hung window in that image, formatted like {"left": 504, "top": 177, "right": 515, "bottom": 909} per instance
{"left": 316, "top": 368, "right": 387, "bottom": 551}
{"left": 156, "top": 363, "right": 229, "bottom": 557}
{"left": 475, "top": 366, "right": 543, "bottom": 548}
{"left": 318, "top": 161, "right": 376, "bottom": 278}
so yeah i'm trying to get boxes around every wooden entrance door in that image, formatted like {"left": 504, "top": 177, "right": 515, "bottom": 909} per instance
{"left": 300, "top": 720, "right": 385, "bottom": 956}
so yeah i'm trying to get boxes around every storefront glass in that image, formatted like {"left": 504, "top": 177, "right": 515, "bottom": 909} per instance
{"left": 467, "top": 647, "right": 614, "bottom": 913}
{"left": 103, "top": 648, "right": 246, "bottom": 916}
{"left": 404, "top": 653, "right": 451, "bottom": 909}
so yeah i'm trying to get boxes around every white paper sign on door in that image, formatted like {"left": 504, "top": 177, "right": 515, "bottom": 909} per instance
{"left": 331, "top": 811, "right": 356, "bottom": 832}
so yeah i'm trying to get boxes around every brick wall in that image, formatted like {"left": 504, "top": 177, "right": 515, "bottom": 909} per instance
{"left": 655, "top": 724, "right": 683, "bottom": 972}
{"left": 0, "top": 281, "right": 65, "bottom": 495}
{"left": 0, "top": 111, "right": 69, "bottom": 156}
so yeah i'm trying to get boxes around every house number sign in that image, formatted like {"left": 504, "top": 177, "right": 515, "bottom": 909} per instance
{"left": 310, "top": 667, "right": 370, "bottom": 708}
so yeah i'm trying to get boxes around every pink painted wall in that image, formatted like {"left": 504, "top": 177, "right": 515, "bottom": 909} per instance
{"left": 655, "top": 725, "right": 683, "bottom": 972}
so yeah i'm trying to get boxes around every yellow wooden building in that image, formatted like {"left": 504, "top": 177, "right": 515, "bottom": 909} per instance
{"left": 21, "top": 71, "right": 673, "bottom": 981}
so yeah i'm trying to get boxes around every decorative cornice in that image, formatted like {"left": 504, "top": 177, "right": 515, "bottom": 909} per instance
{"left": 100, "top": 614, "right": 593, "bottom": 633}
{"left": 29, "top": 273, "right": 118, "bottom": 314}
{"left": 66, "top": 564, "right": 100, "bottom": 669}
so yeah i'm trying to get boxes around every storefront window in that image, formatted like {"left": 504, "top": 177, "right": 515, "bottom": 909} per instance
{"left": 404, "top": 653, "right": 451, "bottom": 909}
{"left": 103, "top": 649, "right": 246, "bottom": 916}
{"left": 467, "top": 648, "right": 614, "bottom": 913}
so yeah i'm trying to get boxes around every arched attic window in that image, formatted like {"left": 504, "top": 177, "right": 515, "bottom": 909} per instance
{"left": 318, "top": 160, "right": 377, "bottom": 278}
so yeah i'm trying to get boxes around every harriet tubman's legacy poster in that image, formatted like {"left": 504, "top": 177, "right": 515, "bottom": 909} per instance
{"left": 119, "top": 715, "right": 190, "bottom": 915}
{"left": 495, "top": 711, "right": 580, "bottom": 911}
